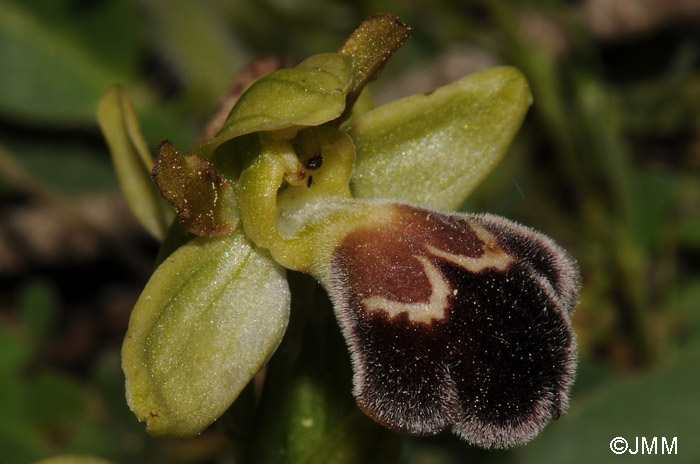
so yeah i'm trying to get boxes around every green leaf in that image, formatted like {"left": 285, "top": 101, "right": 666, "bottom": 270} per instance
{"left": 678, "top": 216, "right": 700, "bottom": 248}
{"left": 299, "top": 410, "right": 403, "bottom": 464}
{"left": 0, "top": 1, "right": 135, "bottom": 125}
{"left": 677, "top": 279, "right": 700, "bottom": 336}
{"left": 122, "top": 228, "right": 290, "bottom": 438}
{"left": 348, "top": 66, "right": 532, "bottom": 210}
{"left": 16, "top": 278, "right": 58, "bottom": 344}
{"left": 139, "top": 0, "right": 249, "bottom": 109}
{"left": 34, "top": 456, "right": 115, "bottom": 464}
{"left": 27, "top": 372, "right": 86, "bottom": 430}
{"left": 518, "top": 341, "right": 700, "bottom": 463}
{"left": 97, "top": 86, "right": 175, "bottom": 240}
{"left": 0, "top": 326, "right": 30, "bottom": 375}
{"left": 3, "top": 134, "right": 118, "bottom": 195}
{"left": 0, "top": 326, "right": 45, "bottom": 463}
{"left": 152, "top": 140, "right": 238, "bottom": 237}
{"left": 251, "top": 273, "right": 357, "bottom": 464}
{"left": 191, "top": 53, "right": 353, "bottom": 159}
{"left": 629, "top": 170, "right": 683, "bottom": 248}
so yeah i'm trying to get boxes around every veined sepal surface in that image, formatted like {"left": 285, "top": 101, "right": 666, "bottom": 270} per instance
{"left": 191, "top": 53, "right": 354, "bottom": 160}
{"left": 348, "top": 66, "right": 532, "bottom": 211}
{"left": 122, "top": 228, "right": 290, "bottom": 437}
{"left": 96, "top": 86, "right": 175, "bottom": 239}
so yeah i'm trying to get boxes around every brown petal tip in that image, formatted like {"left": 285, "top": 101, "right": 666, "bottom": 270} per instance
{"left": 152, "top": 140, "right": 238, "bottom": 237}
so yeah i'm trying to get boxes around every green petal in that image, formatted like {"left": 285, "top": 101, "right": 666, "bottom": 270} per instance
{"left": 334, "top": 13, "right": 411, "bottom": 125}
{"left": 96, "top": 86, "right": 174, "bottom": 239}
{"left": 122, "top": 229, "right": 290, "bottom": 437}
{"left": 192, "top": 53, "right": 353, "bottom": 159}
{"left": 348, "top": 66, "right": 532, "bottom": 210}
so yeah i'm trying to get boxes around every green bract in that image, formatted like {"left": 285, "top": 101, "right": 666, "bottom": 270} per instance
{"left": 98, "top": 14, "right": 533, "bottom": 441}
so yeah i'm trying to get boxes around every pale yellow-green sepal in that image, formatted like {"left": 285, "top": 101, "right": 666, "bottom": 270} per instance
{"left": 192, "top": 53, "right": 353, "bottom": 160}
{"left": 348, "top": 66, "right": 532, "bottom": 210}
{"left": 96, "top": 86, "right": 174, "bottom": 239}
{"left": 122, "top": 228, "right": 290, "bottom": 437}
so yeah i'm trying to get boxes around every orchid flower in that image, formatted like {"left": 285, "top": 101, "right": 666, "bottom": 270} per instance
{"left": 97, "top": 14, "right": 578, "bottom": 450}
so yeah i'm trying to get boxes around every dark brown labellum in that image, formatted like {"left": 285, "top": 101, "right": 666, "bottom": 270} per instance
{"left": 329, "top": 203, "right": 579, "bottom": 449}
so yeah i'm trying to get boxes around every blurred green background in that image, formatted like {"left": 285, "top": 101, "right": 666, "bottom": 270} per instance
{"left": 1, "top": 0, "right": 699, "bottom": 463}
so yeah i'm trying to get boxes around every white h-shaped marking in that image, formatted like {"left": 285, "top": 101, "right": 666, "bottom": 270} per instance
{"left": 362, "top": 222, "right": 513, "bottom": 323}
{"left": 363, "top": 256, "right": 450, "bottom": 323}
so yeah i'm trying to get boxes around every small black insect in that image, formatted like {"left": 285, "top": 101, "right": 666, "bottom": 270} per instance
{"left": 304, "top": 154, "right": 323, "bottom": 170}
{"left": 307, "top": 175, "right": 313, "bottom": 188}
